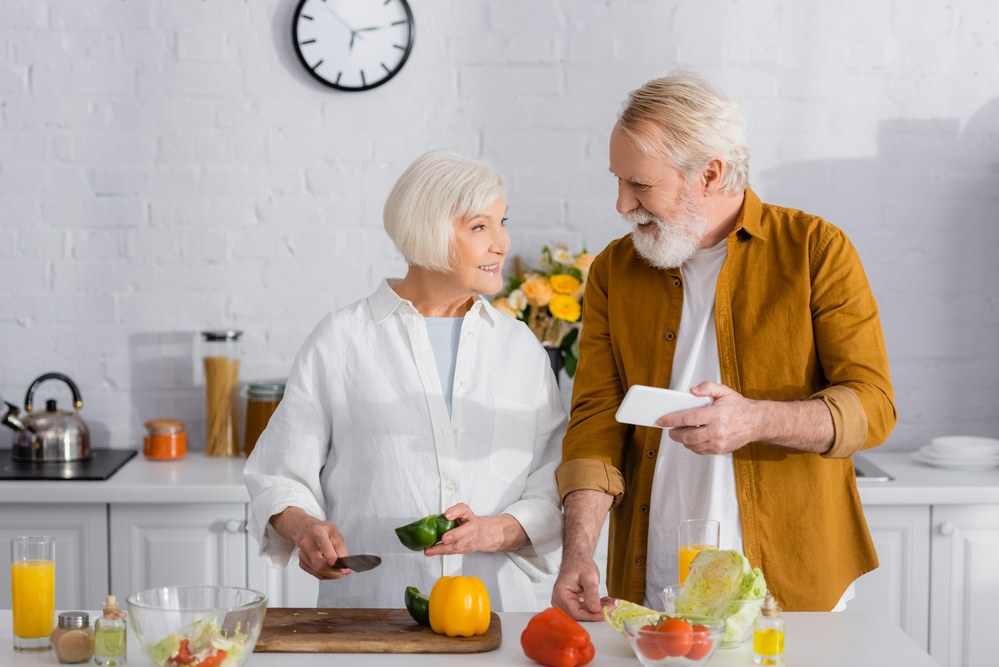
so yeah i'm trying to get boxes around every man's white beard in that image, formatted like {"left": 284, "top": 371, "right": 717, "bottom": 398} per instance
{"left": 625, "top": 184, "right": 708, "bottom": 270}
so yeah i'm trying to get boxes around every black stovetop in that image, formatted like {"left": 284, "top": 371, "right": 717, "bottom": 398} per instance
{"left": 0, "top": 448, "right": 137, "bottom": 481}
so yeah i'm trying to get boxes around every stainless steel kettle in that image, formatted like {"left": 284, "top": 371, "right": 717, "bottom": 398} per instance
{"left": 2, "top": 373, "right": 91, "bottom": 462}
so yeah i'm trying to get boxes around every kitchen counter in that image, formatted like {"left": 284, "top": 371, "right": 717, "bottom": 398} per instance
{"left": 858, "top": 451, "right": 999, "bottom": 505}
{"left": 2, "top": 450, "right": 997, "bottom": 506}
{"left": 0, "top": 452, "right": 250, "bottom": 504}
{"left": 1, "top": 609, "right": 936, "bottom": 667}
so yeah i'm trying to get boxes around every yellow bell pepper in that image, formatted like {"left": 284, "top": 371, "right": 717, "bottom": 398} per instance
{"left": 428, "top": 575, "right": 491, "bottom": 637}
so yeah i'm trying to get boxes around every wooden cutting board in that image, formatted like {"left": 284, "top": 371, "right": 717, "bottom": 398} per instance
{"left": 254, "top": 608, "right": 502, "bottom": 654}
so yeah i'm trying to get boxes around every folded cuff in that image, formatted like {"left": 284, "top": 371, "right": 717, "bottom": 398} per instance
{"left": 555, "top": 459, "right": 626, "bottom": 506}
{"left": 812, "top": 385, "right": 867, "bottom": 458}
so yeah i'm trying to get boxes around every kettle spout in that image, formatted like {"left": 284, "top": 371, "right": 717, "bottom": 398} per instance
{"left": 2, "top": 401, "right": 25, "bottom": 432}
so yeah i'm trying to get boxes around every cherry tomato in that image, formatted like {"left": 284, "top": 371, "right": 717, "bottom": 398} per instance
{"left": 685, "top": 624, "right": 713, "bottom": 660}
{"left": 636, "top": 624, "right": 669, "bottom": 660}
{"left": 656, "top": 617, "right": 694, "bottom": 657}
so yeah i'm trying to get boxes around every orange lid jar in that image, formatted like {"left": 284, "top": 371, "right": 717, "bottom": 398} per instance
{"left": 143, "top": 419, "right": 187, "bottom": 460}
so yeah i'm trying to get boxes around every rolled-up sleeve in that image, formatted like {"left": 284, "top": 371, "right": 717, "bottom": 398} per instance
{"left": 243, "top": 336, "right": 331, "bottom": 566}
{"left": 809, "top": 227, "right": 896, "bottom": 459}
{"left": 502, "top": 349, "right": 567, "bottom": 580}
{"left": 557, "top": 251, "right": 629, "bottom": 505}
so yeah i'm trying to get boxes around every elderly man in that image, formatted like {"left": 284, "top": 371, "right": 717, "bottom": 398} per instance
{"left": 553, "top": 71, "right": 895, "bottom": 618}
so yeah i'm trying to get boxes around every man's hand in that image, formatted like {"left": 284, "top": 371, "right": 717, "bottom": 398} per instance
{"left": 552, "top": 551, "right": 604, "bottom": 621}
{"left": 270, "top": 507, "right": 351, "bottom": 580}
{"left": 657, "top": 381, "right": 835, "bottom": 454}
{"left": 656, "top": 381, "right": 759, "bottom": 454}
{"left": 553, "top": 489, "right": 614, "bottom": 621}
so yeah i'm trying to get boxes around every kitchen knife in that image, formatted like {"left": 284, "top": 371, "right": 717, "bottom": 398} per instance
{"left": 332, "top": 554, "right": 382, "bottom": 572}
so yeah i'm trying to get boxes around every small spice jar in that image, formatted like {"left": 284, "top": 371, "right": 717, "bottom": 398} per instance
{"left": 50, "top": 611, "right": 94, "bottom": 664}
{"left": 244, "top": 381, "right": 285, "bottom": 456}
{"left": 144, "top": 419, "right": 187, "bottom": 460}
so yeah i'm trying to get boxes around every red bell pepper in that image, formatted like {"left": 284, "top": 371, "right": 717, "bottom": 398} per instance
{"left": 521, "top": 607, "right": 595, "bottom": 667}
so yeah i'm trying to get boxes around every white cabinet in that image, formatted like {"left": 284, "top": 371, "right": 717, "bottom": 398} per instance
{"left": 247, "top": 553, "right": 318, "bottom": 608}
{"left": 0, "top": 503, "right": 108, "bottom": 610}
{"left": 929, "top": 504, "right": 999, "bottom": 667}
{"left": 109, "top": 504, "right": 247, "bottom": 596}
{"left": 851, "top": 505, "right": 930, "bottom": 651}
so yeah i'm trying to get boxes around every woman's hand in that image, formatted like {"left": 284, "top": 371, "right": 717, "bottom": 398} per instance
{"left": 423, "top": 503, "right": 529, "bottom": 556}
{"left": 269, "top": 507, "right": 352, "bottom": 580}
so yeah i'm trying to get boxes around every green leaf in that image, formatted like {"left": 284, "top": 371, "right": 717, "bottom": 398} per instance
{"left": 560, "top": 327, "right": 579, "bottom": 351}
{"left": 564, "top": 350, "right": 578, "bottom": 377}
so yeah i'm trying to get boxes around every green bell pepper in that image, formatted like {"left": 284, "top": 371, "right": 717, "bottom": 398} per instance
{"left": 394, "top": 513, "right": 457, "bottom": 551}
{"left": 404, "top": 586, "right": 431, "bottom": 627}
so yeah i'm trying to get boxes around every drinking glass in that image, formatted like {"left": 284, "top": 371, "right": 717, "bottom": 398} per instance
{"left": 678, "top": 519, "right": 719, "bottom": 584}
{"left": 11, "top": 535, "right": 56, "bottom": 652}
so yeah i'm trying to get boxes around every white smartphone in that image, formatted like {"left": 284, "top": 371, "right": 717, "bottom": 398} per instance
{"left": 615, "top": 385, "right": 712, "bottom": 428}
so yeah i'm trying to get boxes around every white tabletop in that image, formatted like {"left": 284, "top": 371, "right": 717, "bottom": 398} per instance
{"left": 1, "top": 609, "right": 937, "bottom": 667}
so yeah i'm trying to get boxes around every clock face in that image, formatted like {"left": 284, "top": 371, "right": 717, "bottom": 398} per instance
{"left": 292, "top": 0, "right": 415, "bottom": 92}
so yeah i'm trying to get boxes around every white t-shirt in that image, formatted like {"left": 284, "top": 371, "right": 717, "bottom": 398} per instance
{"left": 244, "top": 280, "right": 567, "bottom": 611}
{"left": 644, "top": 240, "right": 743, "bottom": 609}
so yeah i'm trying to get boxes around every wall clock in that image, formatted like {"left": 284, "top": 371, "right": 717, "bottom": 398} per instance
{"left": 292, "top": 0, "right": 415, "bottom": 92}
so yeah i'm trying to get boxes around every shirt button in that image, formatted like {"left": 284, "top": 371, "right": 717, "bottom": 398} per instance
{"left": 458, "top": 379, "right": 467, "bottom": 388}
{"left": 455, "top": 428, "right": 464, "bottom": 437}
{"left": 635, "top": 556, "right": 645, "bottom": 566}
{"left": 640, "top": 505, "right": 649, "bottom": 514}
{"left": 666, "top": 332, "right": 675, "bottom": 341}
{"left": 673, "top": 279, "right": 681, "bottom": 288}
{"left": 646, "top": 449, "right": 656, "bottom": 458}
{"left": 445, "top": 481, "right": 456, "bottom": 492}
{"left": 467, "top": 329, "right": 476, "bottom": 336}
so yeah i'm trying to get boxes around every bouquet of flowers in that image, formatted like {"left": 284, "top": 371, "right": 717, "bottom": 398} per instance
{"left": 492, "top": 245, "right": 594, "bottom": 377}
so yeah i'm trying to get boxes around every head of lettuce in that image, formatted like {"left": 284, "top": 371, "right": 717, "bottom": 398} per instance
{"left": 674, "top": 549, "right": 768, "bottom": 645}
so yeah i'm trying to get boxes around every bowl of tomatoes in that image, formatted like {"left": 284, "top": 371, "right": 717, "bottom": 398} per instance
{"left": 623, "top": 615, "right": 726, "bottom": 666}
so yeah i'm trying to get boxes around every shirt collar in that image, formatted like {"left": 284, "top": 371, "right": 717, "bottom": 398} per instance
{"left": 368, "top": 279, "right": 499, "bottom": 326}
{"left": 730, "top": 187, "right": 767, "bottom": 241}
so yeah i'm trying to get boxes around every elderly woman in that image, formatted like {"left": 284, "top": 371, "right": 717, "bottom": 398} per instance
{"left": 244, "top": 150, "right": 565, "bottom": 611}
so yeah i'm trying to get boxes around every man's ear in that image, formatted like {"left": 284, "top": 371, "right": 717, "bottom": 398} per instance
{"left": 700, "top": 158, "right": 726, "bottom": 195}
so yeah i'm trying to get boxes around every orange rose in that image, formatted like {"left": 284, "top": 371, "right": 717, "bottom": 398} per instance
{"left": 549, "top": 274, "right": 582, "bottom": 295}
{"left": 549, "top": 294, "right": 581, "bottom": 322}
{"left": 573, "top": 253, "right": 595, "bottom": 272}
{"left": 521, "top": 275, "right": 554, "bottom": 307}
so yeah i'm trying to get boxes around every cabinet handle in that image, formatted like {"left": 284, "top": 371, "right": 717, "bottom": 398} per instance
{"left": 224, "top": 519, "right": 245, "bottom": 534}
{"left": 938, "top": 521, "right": 955, "bottom": 536}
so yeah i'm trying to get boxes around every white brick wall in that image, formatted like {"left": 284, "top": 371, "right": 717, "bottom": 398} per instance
{"left": 1, "top": 0, "right": 997, "bottom": 449}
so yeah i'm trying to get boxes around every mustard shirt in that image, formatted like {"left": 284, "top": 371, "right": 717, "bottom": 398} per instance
{"left": 556, "top": 189, "right": 896, "bottom": 611}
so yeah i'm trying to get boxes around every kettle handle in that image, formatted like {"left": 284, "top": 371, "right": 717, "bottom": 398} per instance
{"left": 25, "top": 372, "right": 84, "bottom": 412}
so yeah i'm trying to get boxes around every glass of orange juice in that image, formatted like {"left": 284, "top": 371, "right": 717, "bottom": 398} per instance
{"left": 11, "top": 535, "right": 55, "bottom": 652}
{"left": 678, "top": 519, "right": 719, "bottom": 584}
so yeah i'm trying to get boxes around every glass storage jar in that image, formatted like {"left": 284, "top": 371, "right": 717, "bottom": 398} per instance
{"left": 143, "top": 419, "right": 187, "bottom": 460}
{"left": 50, "top": 611, "right": 94, "bottom": 664}
{"left": 244, "top": 381, "right": 285, "bottom": 456}
{"left": 200, "top": 330, "right": 242, "bottom": 457}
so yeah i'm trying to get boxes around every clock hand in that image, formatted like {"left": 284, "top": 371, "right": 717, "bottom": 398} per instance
{"left": 319, "top": 3, "right": 355, "bottom": 32}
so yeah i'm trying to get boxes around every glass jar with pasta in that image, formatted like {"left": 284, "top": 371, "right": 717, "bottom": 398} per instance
{"left": 200, "top": 330, "right": 242, "bottom": 457}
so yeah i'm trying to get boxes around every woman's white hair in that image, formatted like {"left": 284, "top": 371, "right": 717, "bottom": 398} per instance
{"left": 618, "top": 70, "right": 750, "bottom": 194}
{"left": 384, "top": 150, "right": 507, "bottom": 272}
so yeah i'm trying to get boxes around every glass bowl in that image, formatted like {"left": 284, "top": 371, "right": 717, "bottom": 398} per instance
{"left": 126, "top": 585, "right": 267, "bottom": 667}
{"left": 623, "top": 616, "right": 726, "bottom": 666}
{"left": 662, "top": 583, "right": 764, "bottom": 648}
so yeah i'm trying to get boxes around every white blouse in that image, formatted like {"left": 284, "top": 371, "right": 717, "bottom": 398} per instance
{"left": 244, "top": 280, "right": 567, "bottom": 611}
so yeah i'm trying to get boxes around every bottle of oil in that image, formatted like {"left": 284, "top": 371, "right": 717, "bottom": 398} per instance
{"left": 753, "top": 592, "right": 784, "bottom": 665}
{"left": 94, "top": 595, "right": 127, "bottom": 666}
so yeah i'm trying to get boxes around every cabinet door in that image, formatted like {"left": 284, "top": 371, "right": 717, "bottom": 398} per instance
{"left": 110, "top": 504, "right": 247, "bottom": 596}
{"left": 0, "top": 503, "right": 108, "bottom": 610}
{"left": 247, "top": 553, "right": 318, "bottom": 608}
{"left": 851, "top": 504, "right": 930, "bottom": 650}
{"left": 930, "top": 504, "right": 999, "bottom": 667}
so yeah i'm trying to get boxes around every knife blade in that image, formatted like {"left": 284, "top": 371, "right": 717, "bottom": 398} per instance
{"left": 332, "top": 554, "right": 382, "bottom": 572}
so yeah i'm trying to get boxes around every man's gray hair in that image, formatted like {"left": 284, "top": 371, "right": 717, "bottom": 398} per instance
{"left": 383, "top": 150, "right": 507, "bottom": 272}
{"left": 619, "top": 71, "right": 750, "bottom": 194}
